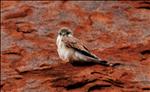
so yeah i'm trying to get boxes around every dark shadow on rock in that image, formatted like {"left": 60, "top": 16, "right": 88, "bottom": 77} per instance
{"left": 70, "top": 61, "right": 97, "bottom": 67}
{"left": 70, "top": 60, "right": 123, "bottom": 67}
{"left": 141, "top": 50, "right": 150, "bottom": 55}
{"left": 65, "top": 79, "right": 97, "bottom": 90}
{"left": 88, "top": 84, "right": 111, "bottom": 92}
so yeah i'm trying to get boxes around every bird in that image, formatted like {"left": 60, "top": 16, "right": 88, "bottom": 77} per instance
{"left": 56, "top": 27, "right": 118, "bottom": 66}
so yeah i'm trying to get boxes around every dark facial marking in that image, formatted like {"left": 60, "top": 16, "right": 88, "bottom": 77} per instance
{"left": 66, "top": 31, "right": 71, "bottom": 35}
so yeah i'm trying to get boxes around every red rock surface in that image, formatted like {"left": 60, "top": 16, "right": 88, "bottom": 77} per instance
{"left": 1, "top": 1, "right": 150, "bottom": 92}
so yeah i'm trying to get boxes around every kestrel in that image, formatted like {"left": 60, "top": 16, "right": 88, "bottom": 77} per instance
{"left": 56, "top": 27, "right": 117, "bottom": 66}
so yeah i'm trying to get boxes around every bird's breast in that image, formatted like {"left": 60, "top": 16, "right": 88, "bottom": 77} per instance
{"left": 56, "top": 36, "right": 74, "bottom": 61}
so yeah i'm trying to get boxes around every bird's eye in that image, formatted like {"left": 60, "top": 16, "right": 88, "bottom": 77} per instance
{"left": 67, "top": 32, "right": 70, "bottom": 35}
{"left": 59, "top": 33, "right": 62, "bottom": 35}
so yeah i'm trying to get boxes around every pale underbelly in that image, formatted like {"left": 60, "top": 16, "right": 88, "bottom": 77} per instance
{"left": 57, "top": 40, "right": 86, "bottom": 62}
{"left": 57, "top": 47, "right": 74, "bottom": 61}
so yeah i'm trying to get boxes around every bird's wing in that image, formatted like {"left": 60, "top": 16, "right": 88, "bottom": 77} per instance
{"left": 62, "top": 36, "right": 98, "bottom": 59}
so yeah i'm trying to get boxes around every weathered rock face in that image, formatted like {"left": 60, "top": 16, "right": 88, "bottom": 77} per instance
{"left": 1, "top": 1, "right": 150, "bottom": 92}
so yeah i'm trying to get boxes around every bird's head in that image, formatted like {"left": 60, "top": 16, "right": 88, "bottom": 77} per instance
{"left": 58, "top": 27, "right": 73, "bottom": 37}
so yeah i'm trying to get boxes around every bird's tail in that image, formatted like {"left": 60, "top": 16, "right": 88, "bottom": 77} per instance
{"left": 97, "top": 60, "right": 110, "bottom": 66}
{"left": 99, "top": 60, "right": 122, "bottom": 67}
{"left": 87, "top": 53, "right": 114, "bottom": 66}
{"left": 92, "top": 59, "right": 121, "bottom": 67}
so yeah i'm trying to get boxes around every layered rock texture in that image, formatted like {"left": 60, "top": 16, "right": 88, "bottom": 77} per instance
{"left": 1, "top": 1, "right": 150, "bottom": 92}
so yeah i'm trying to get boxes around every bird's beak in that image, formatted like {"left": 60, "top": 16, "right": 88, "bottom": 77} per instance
{"left": 62, "top": 33, "right": 66, "bottom": 36}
